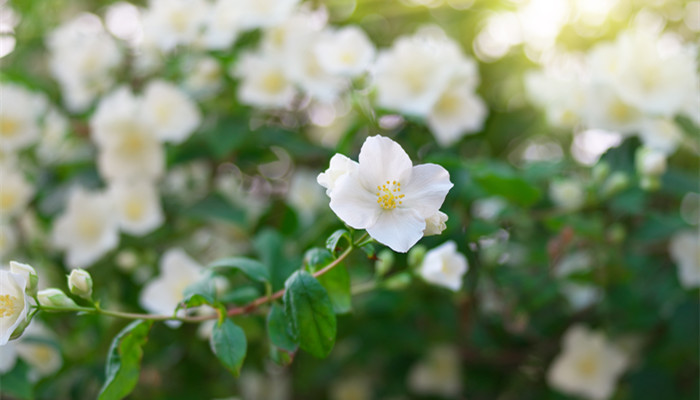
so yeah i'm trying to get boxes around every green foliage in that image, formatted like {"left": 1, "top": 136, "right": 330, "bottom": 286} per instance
{"left": 209, "top": 318, "right": 248, "bottom": 377}
{"left": 98, "top": 320, "right": 153, "bottom": 400}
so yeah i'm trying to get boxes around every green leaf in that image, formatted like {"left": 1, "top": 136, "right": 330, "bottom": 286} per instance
{"left": 326, "top": 229, "right": 351, "bottom": 255}
{"left": 184, "top": 194, "right": 247, "bottom": 226}
{"left": 210, "top": 318, "right": 247, "bottom": 377}
{"left": 183, "top": 274, "right": 217, "bottom": 305}
{"left": 1, "top": 360, "right": 33, "bottom": 400}
{"left": 209, "top": 257, "right": 270, "bottom": 283}
{"left": 254, "top": 229, "right": 299, "bottom": 291}
{"left": 304, "top": 248, "right": 352, "bottom": 314}
{"left": 473, "top": 172, "right": 541, "bottom": 207}
{"left": 98, "top": 320, "right": 153, "bottom": 400}
{"left": 266, "top": 303, "right": 298, "bottom": 352}
{"left": 283, "top": 270, "right": 337, "bottom": 358}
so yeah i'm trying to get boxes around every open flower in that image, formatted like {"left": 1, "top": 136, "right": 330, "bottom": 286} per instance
{"left": 0, "top": 83, "right": 46, "bottom": 152}
{"left": 548, "top": 325, "right": 629, "bottom": 400}
{"left": 0, "top": 269, "right": 29, "bottom": 345}
{"left": 141, "top": 80, "right": 201, "bottom": 144}
{"left": 319, "top": 135, "right": 453, "bottom": 252}
{"left": 108, "top": 180, "right": 164, "bottom": 236}
{"left": 418, "top": 241, "right": 468, "bottom": 291}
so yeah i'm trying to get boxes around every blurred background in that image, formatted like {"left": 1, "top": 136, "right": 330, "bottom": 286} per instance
{"left": 0, "top": 0, "right": 698, "bottom": 399}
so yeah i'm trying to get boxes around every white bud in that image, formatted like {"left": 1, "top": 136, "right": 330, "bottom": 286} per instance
{"left": 635, "top": 147, "right": 667, "bottom": 177}
{"left": 37, "top": 289, "right": 78, "bottom": 309}
{"left": 9, "top": 261, "right": 38, "bottom": 296}
{"left": 549, "top": 180, "right": 585, "bottom": 211}
{"left": 67, "top": 269, "right": 93, "bottom": 300}
{"left": 423, "top": 211, "right": 448, "bottom": 236}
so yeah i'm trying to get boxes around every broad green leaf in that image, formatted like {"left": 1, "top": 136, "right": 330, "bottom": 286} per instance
{"left": 254, "top": 229, "right": 299, "bottom": 291}
{"left": 210, "top": 318, "right": 247, "bottom": 377}
{"left": 98, "top": 320, "right": 153, "bottom": 400}
{"left": 326, "top": 229, "right": 351, "bottom": 255}
{"left": 304, "top": 248, "right": 352, "bottom": 314}
{"left": 1, "top": 360, "right": 33, "bottom": 400}
{"left": 209, "top": 257, "right": 270, "bottom": 283}
{"left": 266, "top": 303, "right": 298, "bottom": 352}
{"left": 183, "top": 274, "right": 217, "bottom": 305}
{"left": 283, "top": 271, "right": 337, "bottom": 358}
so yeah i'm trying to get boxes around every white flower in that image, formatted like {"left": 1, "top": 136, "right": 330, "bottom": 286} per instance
{"left": 427, "top": 83, "right": 487, "bottom": 146}
{"left": 90, "top": 87, "right": 165, "bottom": 182}
{"left": 182, "top": 56, "right": 223, "bottom": 98}
{"left": 141, "top": 0, "right": 208, "bottom": 52}
{"left": 581, "top": 85, "right": 644, "bottom": 135}
{"left": 638, "top": 118, "right": 683, "bottom": 155}
{"left": 669, "top": 230, "right": 700, "bottom": 289}
{"left": 635, "top": 147, "right": 667, "bottom": 177}
{"left": 373, "top": 31, "right": 465, "bottom": 116}
{"left": 321, "top": 135, "right": 453, "bottom": 252}
{"left": 423, "top": 211, "right": 448, "bottom": 236}
{"left": 524, "top": 68, "right": 586, "bottom": 129}
{"left": 67, "top": 269, "right": 93, "bottom": 300}
{"left": 560, "top": 283, "right": 601, "bottom": 311}
{"left": 0, "top": 83, "right": 46, "bottom": 152}
{"left": 236, "top": 0, "right": 300, "bottom": 30}
{"left": 9, "top": 261, "right": 37, "bottom": 296}
{"left": 46, "top": 13, "right": 122, "bottom": 112}
{"left": 549, "top": 179, "right": 585, "bottom": 211}
{"left": 0, "top": 341, "right": 18, "bottom": 372}
{"left": 51, "top": 188, "right": 119, "bottom": 269}
{"left": 233, "top": 50, "right": 297, "bottom": 109}
{"left": 139, "top": 248, "right": 204, "bottom": 327}
{"left": 141, "top": 80, "right": 201, "bottom": 144}
{"left": 14, "top": 321, "right": 63, "bottom": 381}
{"left": 0, "top": 165, "right": 33, "bottom": 219}
{"left": 108, "top": 180, "right": 164, "bottom": 236}
{"left": 0, "top": 269, "right": 29, "bottom": 345}
{"left": 329, "top": 375, "right": 372, "bottom": 400}
{"left": 287, "top": 170, "right": 327, "bottom": 223}
{"left": 317, "top": 154, "right": 358, "bottom": 196}
{"left": 314, "top": 26, "right": 375, "bottom": 77}
{"left": 548, "top": 325, "right": 629, "bottom": 400}
{"left": 408, "top": 345, "right": 462, "bottom": 397}
{"left": 418, "top": 241, "right": 468, "bottom": 291}
{"left": 201, "top": 0, "right": 241, "bottom": 50}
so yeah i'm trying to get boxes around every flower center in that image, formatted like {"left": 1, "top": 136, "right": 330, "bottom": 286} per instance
{"left": 376, "top": 180, "right": 404, "bottom": 210}
{"left": 0, "top": 116, "right": 19, "bottom": 138}
{"left": 0, "top": 293, "right": 21, "bottom": 318}
{"left": 576, "top": 354, "right": 599, "bottom": 377}
{"left": 125, "top": 198, "right": 145, "bottom": 221}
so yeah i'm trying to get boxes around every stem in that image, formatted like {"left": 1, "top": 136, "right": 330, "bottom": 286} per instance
{"left": 36, "top": 233, "right": 366, "bottom": 323}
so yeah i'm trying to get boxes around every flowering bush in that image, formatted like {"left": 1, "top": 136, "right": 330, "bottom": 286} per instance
{"left": 1, "top": 0, "right": 698, "bottom": 399}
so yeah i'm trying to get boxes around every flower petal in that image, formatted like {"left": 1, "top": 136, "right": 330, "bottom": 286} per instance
{"left": 329, "top": 172, "right": 380, "bottom": 229}
{"left": 358, "top": 135, "right": 413, "bottom": 189}
{"left": 402, "top": 163, "right": 453, "bottom": 218}
{"left": 366, "top": 208, "right": 426, "bottom": 253}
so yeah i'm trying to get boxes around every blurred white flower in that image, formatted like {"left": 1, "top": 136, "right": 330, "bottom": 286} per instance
{"left": 637, "top": 118, "right": 683, "bottom": 155}
{"left": 0, "top": 83, "right": 46, "bottom": 152}
{"left": 90, "top": 87, "right": 165, "bottom": 182}
{"left": 560, "top": 283, "right": 601, "bottom": 311}
{"left": 315, "top": 26, "right": 375, "bottom": 77}
{"left": 418, "top": 241, "right": 467, "bottom": 291}
{"left": 0, "top": 269, "right": 29, "bottom": 345}
{"left": 548, "top": 325, "right": 629, "bottom": 400}
{"left": 141, "top": 0, "right": 208, "bottom": 52}
{"left": 322, "top": 135, "right": 453, "bottom": 252}
{"left": 201, "top": 0, "right": 241, "bottom": 50}
{"left": 51, "top": 188, "right": 119, "bottom": 269}
{"left": 549, "top": 179, "right": 585, "bottom": 211}
{"left": 423, "top": 210, "right": 448, "bottom": 236}
{"left": 471, "top": 196, "right": 506, "bottom": 221}
{"left": 669, "top": 230, "right": 700, "bottom": 289}
{"left": 373, "top": 31, "right": 465, "bottom": 116}
{"left": 139, "top": 248, "right": 204, "bottom": 327}
{"left": 0, "top": 340, "right": 18, "bottom": 373}
{"left": 0, "top": 224, "right": 17, "bottom": 259}
{"left": 524, "top": 67, "right": 585, "bottom": 129}
{"left": 287, "top": 170, "right": 326, "bottom": 223}
{"left": 408, "top": 345, "right": 462, "bottom": 397}
{"left": 46, "top": 13, "right": 122, "bottom": 112}
{"left": 183, "top": 56, "right": 223, "bottom": 98}
{"left": 233, "top": 50, "right": 297, "bottom": 109}
{"left": 0, "top": 165, "right": 33, "bottom": 219}
{"left": 36, "top": 108, "right": 73, "bottom": 165}
{"left": 317, "top": 154, "right": 358, "bottom": 196}
{"left": 581, "top": 85, "right": 643, "bottom": 134}
{"left": 635, "top": 147, "right": 667, "bottom": 177}
{"left": 109, "top": 180, "right": 164, "bottom": 236}
{"left": 14, "top": 321, "right": 63, "bottom": 381}
{"left": 329, "top": 375, "right": 372, "bottom": 400}
{"left": 427, "top": 83, "right": 487, "bottom": 146}
{"left": 141, "top": 80, "right": 201, "bottom": 144}
{"left": 237, "top": 0, "right": 300, "bottom": 30}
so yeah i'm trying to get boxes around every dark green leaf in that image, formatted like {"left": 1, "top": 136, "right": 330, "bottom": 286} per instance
{"left": 98, "top": 320, "right": 153, "bottom": 400}
{"left": 210, "top": 318, "right": 247, "bottom": 377}
{"left": 254, "top": 229, "right": 299, "bottom": 291}
{"left": 304, "top": 248, "right": 352, "bottom": 314}
{"left": 283, "top": 270, "right": 337, "bottom": 358}
{"left": 209, "top": 257, "right": 270, "bottom": 283}
{"left": 0, "top": 360, "right": 33, "bottom": 400}
{"left": 266, "top": 303, "right": 298, "bottom": 352}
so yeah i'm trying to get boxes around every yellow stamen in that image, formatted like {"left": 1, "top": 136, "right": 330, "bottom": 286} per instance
{"left": 376, "top": 181, "right": 404, "bottom": 210}
{"left": 0, "top": 294, "right": 20, "bottom": 318}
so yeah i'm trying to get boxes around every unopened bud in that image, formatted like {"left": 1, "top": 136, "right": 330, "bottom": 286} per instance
{"left": 9, "top": 261, "right": 38, "bottom": 297}
{"left": 67, "top": 269, "right": 93, "bottom": 300}
{"left": 375, "top": 249, "right": 395, "bottom": 277}
{"left": 408, "top": 245, "right": 427, "bottom": 269}
{"left": 38, "top": 288, "right": 77, "bottom": 309}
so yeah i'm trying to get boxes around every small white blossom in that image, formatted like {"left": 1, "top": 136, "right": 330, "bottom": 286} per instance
{"left": 201, "top": 0, "right": 241, "bottom": 50}
{"left": 320, "top": 135, "right": 453, "bottom": 252}
{"left": 139, "top": 248, "right": 204, "bottom": 327}
{"left": 236, "top": 0, "right": 300, "bottom": 30}
{"left": 427, "top": 83, "right": 487, "bottom": 146}
{"left": 141, "top": 0, "right": 208, "bottom": 52}
{"left": 51, "top": 188, "right": 119, "bottom": 269}
{"left": 314, "top": 26, "right": 375, "bottom": 77}
{"left": 14, "top": 322, "right": 63, "bottom": 381}
{"left": 233, "top": 50, "right": 297, "bottom": 109}
{"left": 669, "top": 230, "right": 700, "bottom": 289}
{"left": 141, "top": 80, "right": 201, "bottom": 144}
{"left": 418, "top": 241, "right": 468, "bottom": 291}
{"left": 408, "top": 345, "right": 462, "bottom": 397}
{"left": 109, "top": 180, "right": 164, "bottom": 236}
{"left": 550, "top": 179, "right": 585, "bottom": 211}
{"left": 423, "top": 211, "right": 448, "bottom": 236}
{"left": 9, "top": 261, "right": 37, "bottom": 296}
{"left": 0, "top": 270, "right": 29, "bottom": 344}
{"left": 0, "top": 83, "right": 46, "bottom": 152}
{"left": 635, "top": 147, "right": 667, "bottom": 177}
{"left": 0, "top": 165, "right": 33, "bottom": 219}
{"left": 67, "top": 269, "right": 93, "bottom": 300}
{"left": 638, "top": 118, "right": 683, "bottom": 155}
{"left": 548, "top": 325, "right": 629, "bottom": 400}
{"left": 317, "top": 154, "right": 358, "bottom": 196}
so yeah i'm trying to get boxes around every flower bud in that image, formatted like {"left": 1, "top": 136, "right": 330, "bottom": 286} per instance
{"left": 408, "top": 245, "right": 427, "bottom": 269}
{"left": 423, "top": 211, "right": 448, "bottom": 236}
{"left": 635, "top": 147, "right": 667, "bottom": 178}
{"left": 9, "top": 316, "right": 32, "bottom": 341}
{"left": 9, "top": 261, "right": 38, "bottom": 297}
{"left": 600, "top": 172, "right": 630, "bottom": 198}
{"left": 37, "top": 289, "right": 78, "bottom": 309}
{"left": 375, "top": 249, "right": 395, "bottom": 277}
{"left": 383, "top": 272, "right": 412, "bottom": 290}
{"left": 67, "top": 269, "right": 93, "bottom": 300}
